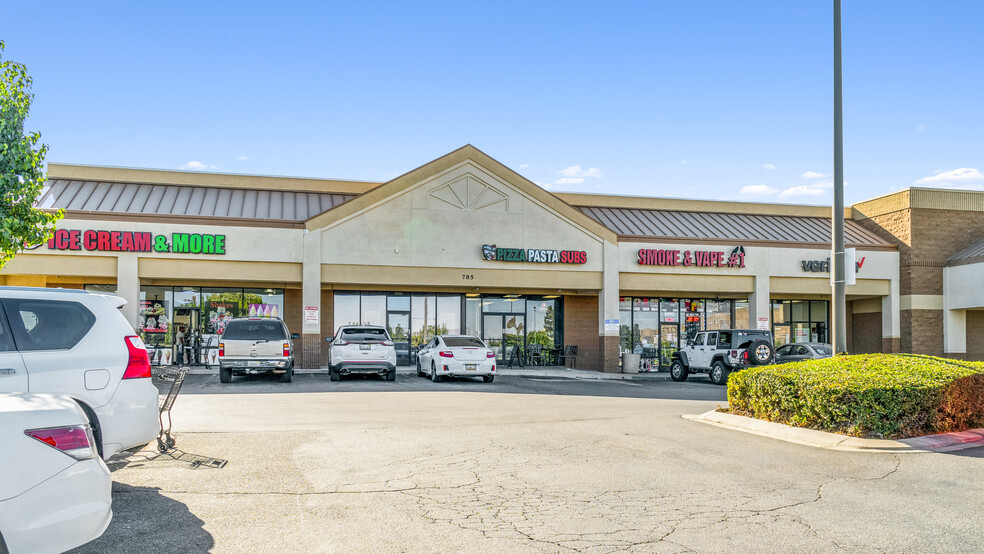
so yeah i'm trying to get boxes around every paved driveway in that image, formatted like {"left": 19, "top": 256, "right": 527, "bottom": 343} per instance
{"left": 73, "top": 373, "right": 984, "bottom": 553}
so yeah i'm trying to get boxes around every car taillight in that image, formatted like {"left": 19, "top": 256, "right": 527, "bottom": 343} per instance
{"left": 219, "top": 343, "right": 225, "bottom": 356}
{"left": 439, "top": 351, "right": 454, "bottom": 358}
{"left": 334, "top": 340, "right": 350, "bottom": 346}
{"left": 123, "top": 335, "right": 151, "bottom": 379}
{"left": 487, "top": 351, "right": 495, "bottom": 358}
{"left": 742, "top": 351, "right": 749, "bottom": 362}
{"left": 382, "top": 340, "right": 394, "bottom": 346}
{"left": 283, "top": 343, "right": 290, "bottom": 357}
{"left": 25, "top": 425, "right": 97, "bottom": 460}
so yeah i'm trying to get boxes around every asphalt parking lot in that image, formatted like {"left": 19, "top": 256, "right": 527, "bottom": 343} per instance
{"left": 74, "top": 372, "right": 984, "bottom": 553}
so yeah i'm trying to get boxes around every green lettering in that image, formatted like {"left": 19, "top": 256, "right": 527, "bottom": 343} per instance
{"left": 172, "top": 233, "right": 189, "bottom": 253}
{"left": 215, "top": 235, "right": 225, "bottom": 254}
{"left": 190, "top": 233, "right": 202, "bottom": 253}
{"left": 203, "top": 234, "right": 215, "bottom": 254}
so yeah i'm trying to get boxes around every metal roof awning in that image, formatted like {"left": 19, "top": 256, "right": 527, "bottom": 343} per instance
{"left": 577, "top": 206, "right": 894, "bottom": 247}
{"left": 38, "top": 179, "right": 357, "bottom": 223}
{"left": 948, "top": 237, "right": 984, "bottom": 267}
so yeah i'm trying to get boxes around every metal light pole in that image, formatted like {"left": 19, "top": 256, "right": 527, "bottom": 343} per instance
{"left": 832, "top": 0, "right": 848, "bottom": 354}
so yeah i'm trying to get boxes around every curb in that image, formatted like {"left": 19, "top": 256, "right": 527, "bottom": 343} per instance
{"left": 685, "top": 410, "right": 984, "bottom": 453}
{"left": 183, "top": 366, "right": 675, "bottom": 381}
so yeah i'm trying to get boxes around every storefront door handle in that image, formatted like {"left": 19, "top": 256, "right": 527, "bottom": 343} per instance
{"left": 0, "top": 368, "right": 15, "bottom": 376}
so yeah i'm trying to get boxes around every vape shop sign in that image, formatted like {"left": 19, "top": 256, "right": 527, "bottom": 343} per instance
{"left": 638, "top": 245, "right": 746, "bottom": 268}
{"left": 40, "top": 229, "right": 226, "bottom": 254}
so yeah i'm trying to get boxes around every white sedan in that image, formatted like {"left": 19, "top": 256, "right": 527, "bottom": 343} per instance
{"left": 416, "top": 335, "right": 496, "bottom": 383}
{"left": 0, "top": 392, "right": 112, "bottom": 554}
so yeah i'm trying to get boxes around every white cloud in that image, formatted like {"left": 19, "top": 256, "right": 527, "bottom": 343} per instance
{"left": 557, "top": 165, "right": 603, "bottom": 179}
{"left": 740, "top": 184, "right": 778, "bottom": 196}
{"left": 916, "top": 123, "right": 926, "bottom": 132}
{"left": 801, "top": 171, "right": 825, "bottom": 179}
{"left": 761, "top": 163, "right": 776, "bottom": 170}
{"left": 780, "top": 185, "right": 827, "bottom": 198}
{"left": 236, "top": 156, "right": 250, "bottom": 161}
{"left": 180, "top": 161, "right": 217, "bottom": 170}
{"left": 554, "top": 177, "right": 585, "bottom": 185}
{"left": 914, "top": 168, "right": 984, "bottom": 188}
{"left": 519, "top": 163, "right": 529, "bottom": 169}
{"left": 679, "top": 159, "right": 688, "bottom": 165}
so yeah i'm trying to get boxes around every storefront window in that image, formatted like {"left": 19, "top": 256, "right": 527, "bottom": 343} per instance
{"left": 791, "top": 300, "right": 809, "bottom": 322}
{"left": 243, "top": 288, "right": 284, "bottom": 319}
{"left": 333, "top": 294, "right": 360, "bottom": 328}
{"left": 202, "top": 288, "right": 242, "bottom": 335}
{"left": 661, "top": 299, "right": 679, "bottom": 323}
{"left": 138, "top": 286, "right": 172, "bottom": 347}
{"left": 527, "top": 298, "right": 558, "bottom": 348}
{"left": 705, "top": 300, "right": 732, "bottom": 330}
{"left": 411, "top": 295, "right": 437, "bottom": 346}
{"left": 734, "top": 300, "right": 749, "bottom": 329}
{"left": 436, "top": 296, "right": 461, "bottom": 335}
{"left": 361, "top": 294, "right": 386, "bottom": 326}
{"left": 173, "top": 287, "right": 201, "bottom": 309}
{"left": 682, "top": 299, "right": 704, "bottom": 343}
{"left": 619, "top": 297, "right": 633, "bottom": 353}
{"left": 388, "top": 294, "right": 411, "bottom": 312}
{"left": 632, "top": 298, "right": 659, "bottom": 354}
{"left": 465, "top": 297, "right": 481, "bottom": 337}
{"left": 772, "top": 300, "right": 830, "bottom": 346}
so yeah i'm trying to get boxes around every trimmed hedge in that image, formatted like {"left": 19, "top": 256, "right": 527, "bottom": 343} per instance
{"left": 726, "top": 354, "right": 984, "bottom": 438}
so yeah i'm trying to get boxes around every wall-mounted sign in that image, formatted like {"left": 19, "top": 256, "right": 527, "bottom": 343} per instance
{"left": 44, "top": 229, "right": 225, "bottom": 254}
{"left": 638, "top": 245, "right": 745, "bottom": 268}
{"left": 757, "top": 317, "right": 769, "bottom": 330}
{"left": 604, "top": 318, "right": 619, "bottom": 332}
{"left": 304, "top": 306, "right": 319, "bottom": 325}
{"left": 482, "top": 244, "right": 587, "bottom": 264}
{"left": 801, "top": 256, "right": 865, "bottom": 273}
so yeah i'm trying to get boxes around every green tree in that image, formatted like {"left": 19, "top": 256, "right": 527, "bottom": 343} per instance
{"left": 0, "top": 41, "right": 61, "bottom": 268}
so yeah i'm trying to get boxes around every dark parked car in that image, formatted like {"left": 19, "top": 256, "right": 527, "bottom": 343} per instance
{"left": 774, "top": 342, "right": 833, "bottom": 364}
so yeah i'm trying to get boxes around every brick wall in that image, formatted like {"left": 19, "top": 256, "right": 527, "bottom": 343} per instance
{"left": 967, "top": 311, "right": 984, "bottom": 362}
{"left": 284, "top": 288, "right": 303, "bottom": 366}
{"left": 563, "top": 295, "right": 600, "bottom": 370}
{"left": 321, "top": 289, "right": 333, "bottom": 367}
{"left": 851, "top": 312, "right": 882, "bottom": 354}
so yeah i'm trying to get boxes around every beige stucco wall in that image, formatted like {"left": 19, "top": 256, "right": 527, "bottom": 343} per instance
{"left": 319, "top": 161, "right": 605, "bottom": 274}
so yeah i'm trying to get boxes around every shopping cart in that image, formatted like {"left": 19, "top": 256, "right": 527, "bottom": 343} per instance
{"left": 154, "top": 365, "right": 190, "bottom": 453}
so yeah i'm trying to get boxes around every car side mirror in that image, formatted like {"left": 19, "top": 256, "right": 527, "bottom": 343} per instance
{"left": 291, "top": 333, "right": 300, "bottom": 340}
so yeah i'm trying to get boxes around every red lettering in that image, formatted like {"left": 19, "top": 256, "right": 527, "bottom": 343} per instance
{"left": 579, "top": 252, "right": 586, "bottom": 264}
{"left": 97, "top": 231, "right": 110, "bottom": 251}
{"left": 133, "top": 232, "right": 152, "bottom": 252}
{"left": 83, "top": 230, "right": 97, "bottom": 250}
{"left": 47, "top": 236, "right": 56, "bottom": 249}
{"left": 55, "top": 229, "right": 70, "bottom": 250}
{"left": 68, "top": 230, "right": 81, "bottom": 250}
{"left": 110, "top": 231, "right": 121, "bottom": 251}
{"left": 120, "top": 232, "right": 134, "bottom": 251}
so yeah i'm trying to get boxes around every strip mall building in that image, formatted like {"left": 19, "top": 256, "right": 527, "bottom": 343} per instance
{"left": 4, "top": 146, "right": 982, "bottom": 369}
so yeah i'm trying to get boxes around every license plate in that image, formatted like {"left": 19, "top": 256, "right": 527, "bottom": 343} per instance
{"left": 248, "top": 361, "right": 262, "bottom": 367}
{"left": 465, "top": 364, "right": 477, "bottom": 370}
{"left": 359, "top": 344, "right": 371, "bottom": 350}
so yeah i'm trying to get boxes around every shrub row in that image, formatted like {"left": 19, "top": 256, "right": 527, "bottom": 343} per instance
{"left": 726, "top": 354, "right": 984, "bottom": 438}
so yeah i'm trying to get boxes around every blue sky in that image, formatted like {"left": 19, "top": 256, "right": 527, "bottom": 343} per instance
{"left": 4, "top": 1, "right": 982, "bottom": 204}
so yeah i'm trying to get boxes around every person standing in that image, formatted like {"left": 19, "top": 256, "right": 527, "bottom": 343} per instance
{"left": 175, "top": 326, "right": 186, "bottom": 365}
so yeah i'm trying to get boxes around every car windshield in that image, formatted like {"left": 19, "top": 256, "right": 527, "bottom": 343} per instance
{"left": 813, "top": 344, "right": 833, "bottom": 355}
{"left": 443, "top": 337, "right": 486, "bottom": 347}
{"left": 340, "top": 327, "right": 389, "bottom": 342}
{"left": 223, "top": 320, "right": 285, "bottom": 340}
{"left": 734, "top": 331, "right": 771, "bottom": 348}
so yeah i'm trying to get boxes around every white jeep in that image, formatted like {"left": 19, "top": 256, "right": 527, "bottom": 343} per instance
{"left": 670, "top": 329, "right": 775, "bottom": 385}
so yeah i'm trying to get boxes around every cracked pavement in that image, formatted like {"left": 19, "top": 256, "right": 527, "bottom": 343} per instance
{"left": 72, "top": 374, "right": 984, "bottom": 553}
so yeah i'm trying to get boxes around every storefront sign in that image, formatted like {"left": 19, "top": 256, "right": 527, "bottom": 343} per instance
{"left": 604, "top": 318, "right": 620, "bottom": 333}
{"left": 304, "top": 306, "right": 319, "bottom": 325}
{"left": 637, "top": 245, "right": 745, "bottom": 268}
{"left": 481, "top": 244, "right": 586, "bottom": 264}
{"left": 800, "top": 257, "right": 865, "bottom": 273}
{"left": 44, "top": 229, "right": 226, "bottom": 254}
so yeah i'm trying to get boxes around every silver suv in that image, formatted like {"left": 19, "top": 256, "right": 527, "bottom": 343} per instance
{"left": 670, "top": 329, "right": 774, "bottom": 385}
{"left": 218, "top": 318, "right": 297, "bottom": 383}
{"left": 327, "top": 326, "right": 397, "bottom": 382}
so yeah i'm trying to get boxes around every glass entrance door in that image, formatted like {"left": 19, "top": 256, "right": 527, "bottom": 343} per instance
{"left": 483, "top": 314, "right": 526, "bottom": 364}
{"left": 659, "top": 323, "right": 679, "bottom": 370}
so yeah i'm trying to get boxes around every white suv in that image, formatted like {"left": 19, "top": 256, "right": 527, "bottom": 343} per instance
{"left": 0, "top": 287, "right": 159, "bottom": 458}
{"left": 327, "top": 326, "right": 397, "bottom": 381}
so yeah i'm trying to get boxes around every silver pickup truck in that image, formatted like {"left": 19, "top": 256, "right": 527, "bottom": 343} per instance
{"left": 218, "top": 318, "right": 298, "bottom": 383}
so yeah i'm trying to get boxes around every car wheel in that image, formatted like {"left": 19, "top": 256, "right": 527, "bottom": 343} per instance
{"left": 709, "top": 360, "right": 730, "bottom": 386}
{"left": 670, "top": 360, "right": 689, "bottom": 382}
{"left": 748, "top": 340, "right": 775, "bottom": 365}
{"left": 280, "top": 365, "right": 293, "bottom": 383}
{"left": 386, "top": 369, "right": 396, "bottom": 381}
{"left": 483, "top": 375, "right": 494, "bottom": 383}
{"left": 431, "top": 362, "right": 442, "bottom": 383}
{"left": 329, "top": 367, "right": 341, "bottom": 382}
{"left": 416, "top": 360, "right": 424, "bottom": 377}
{"left": 220, "top": 366, "right": 232, "bottom": 383}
